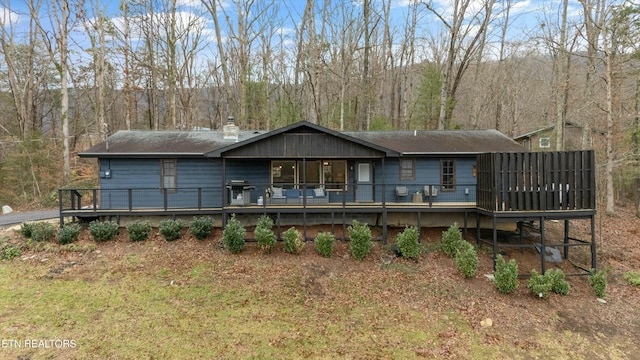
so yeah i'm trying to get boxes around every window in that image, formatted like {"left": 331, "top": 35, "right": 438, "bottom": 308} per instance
{"left": 323, "top": 160, "right": 347, "bottom": 189}
{"left": 161, "top": 159, "right": 177, "bottom": 191}
{"left": 441, "top": 159, "right": 455, "bottom": 191}
{"left": 304, "top": 160, "right": 321, "bottom": 185}
{"left": 272, "top": 160, "right": 296, "bottom": 186}
{"left": 400, "top": 159, "right": 415, "bottom": 181}
{"left": 271, "top": 160, "right": 347, "bottom": 189}
{"left": 539, "top": 137, "right": 551, "bottom": 148}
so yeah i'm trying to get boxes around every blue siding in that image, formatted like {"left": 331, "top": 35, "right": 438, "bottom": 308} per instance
{"left": 225, "top": 160, "right": 270, "bottom": 203}
{"left": 374, "top": 157, "right": 477, "bottom": 202}
{"left": 99, "top": 158, "right": 223, "bottom": 209}
{"left": 96, "top": 156, "right": 477, "bottom": 208}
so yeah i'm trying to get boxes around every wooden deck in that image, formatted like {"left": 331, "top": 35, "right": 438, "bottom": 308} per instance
{"left": 60, "top": 201, "right": 477, "bottom": 220}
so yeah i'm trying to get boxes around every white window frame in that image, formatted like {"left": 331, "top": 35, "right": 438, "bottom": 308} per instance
{"left": 539, "top": 137, "right": 551, "bottom": 148}
{"left": 161, "top": 159, "right": 177, "bottom": 192}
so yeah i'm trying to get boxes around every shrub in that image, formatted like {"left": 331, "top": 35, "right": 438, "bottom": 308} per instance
{"left": 31, "top": 222, "right": 57, "bottom": 242}
{"left": 159, "top": 219, "right": 185, "bottom": 241}
{"left": 455, "top": 242, "right": 478, "bottom": 278}
{"left": 442, "top": 223, "right": 463, "bottom": 257}
{"left": 494, "top": 255, "right": 519, "bottom": 294}
{"left": 282, "top": 227, "right": 305, "bottom": 255}
{"left": 546, "top": 268, "right": 570, "bottom": 295}
{"left": 255, "top": 227, "right": 277, "bottom": 254}
{"left": 89, "top": 220, "right": 119, "bottom": 242}
{"left": 58, "top": 224, "right": 81, "bottom": 245}
{"left": 314, "top": 232, "right": 335, "bottom": 258}
{"left": 19, "top": 222, "right": 34, "bottom": 238}
{"left": 255, "top": 215, "right": 276, "bottom": 254}
{"left": 1, "top": 245, "right": 22, "bottom": 261}
{"left": 395, "top": 226, "right": 421, "bottom": 261}
{"left": 528, "top": 269, "right": 552, "bottom": 299}
{"left": 127, "top": 220, "right": 152, "bottom": 242}
{"left": 222, "top": 215, "right": 246, "bottom": 253}
{"left": 348, "top": 220, "right": 372, "bottom": 260}
{"left": 624, "top": 270, "right": 640, "bottom": 286}
{"left": 190, "top": 216, "right": 214, "bottom": 240}
{"left": 588, "top": 269, "right": 607, "bottom": 298}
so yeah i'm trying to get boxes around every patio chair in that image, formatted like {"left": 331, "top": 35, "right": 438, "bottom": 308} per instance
{"left": 423, "top": 185, "right": 438, "bottom": 197}
{"left": 395, "top": 186, "right": 409, "bottom": 201}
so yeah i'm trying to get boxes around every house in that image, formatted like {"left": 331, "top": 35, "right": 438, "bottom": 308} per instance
{"left": 60, "top": 120, "right": 597, "bottom": 274}
{"left": 514, "top": 121, "right": 604, "bottom": 151}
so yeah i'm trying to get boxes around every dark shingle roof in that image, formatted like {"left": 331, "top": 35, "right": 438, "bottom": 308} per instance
{"left": 79, "top": 130, "right": 266, "bottom": 158}
{"left": 343, "top": 129, "right": 524, "bottom": 154}
{"left": 79, "top": 123, "right": 524, "bottom": 158}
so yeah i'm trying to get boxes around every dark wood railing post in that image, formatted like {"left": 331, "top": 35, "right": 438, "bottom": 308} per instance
{"left": 92, "top": 189, "right": 97, "bottom": 210}
{"left": 163, "top": 188, "right": 168, "bottom": 210}
{"left": 58, "top": 189, "right": 64, "bottom": 227}
{"left": 198, "top": 188, "right": 202, "bottom": 210}
{"left": 128, "top": 189, "right": 133, "bottom": 211}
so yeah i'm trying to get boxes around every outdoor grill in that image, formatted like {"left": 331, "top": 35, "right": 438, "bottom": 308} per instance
{"left": 227, "top": 180, "right": 254, "bottom": 206}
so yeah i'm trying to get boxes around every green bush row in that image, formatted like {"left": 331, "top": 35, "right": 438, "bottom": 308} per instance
{"left": 20, "top": 221, "right": 80, "bottom": 245}
{"left": 495, "top": 255, "right": 604, "bottom": 298}
{"left": 15, "top": 219, "right": 607, "bottom": 300}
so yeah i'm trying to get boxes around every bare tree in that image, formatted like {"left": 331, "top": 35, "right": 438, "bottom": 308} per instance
{"left": 360, "top": 0, "right": 372, "bottom": 130}
{"left": 0, "top": 0, "right": 46, "bottom": 138}
{"left": 600, "top": 3, "right": 637, "bottom": 215}
{"left": 80, "top": 0, "right": 111, "bottom": 140}
{"left": 202, "top": 0, "right": 232, "bottom": 123}
{"left": 554, "top": 0, "right": 569, "bottom": 150}
{"left": 423, "top": 0, "right": 496, "bottom": 130}
{"left": 396, "top": 0, "right": 420, "bottom": 130}
{"left": 175, "top": 9, "right": 208, "bottom": 130}
{"left": 578, "top": 0, "right": 606, "bottom": 150}
{"left": 120, "top": 0, "right": 133, "bottom": 130}
{"left": 294, "top": 0, "right": 323, "bottom": 125}
{"left": 601, "top": 5, "right": 617, "bottom": 214}
{"left": 30, "top": 0, "right": 78, "bottom": 181}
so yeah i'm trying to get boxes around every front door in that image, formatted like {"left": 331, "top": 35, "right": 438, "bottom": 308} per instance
{"left": 355, "top": 162, "right": 373, "bottom": 202}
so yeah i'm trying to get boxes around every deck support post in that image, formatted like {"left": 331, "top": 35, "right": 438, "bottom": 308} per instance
{"left": 382, "top": 210, "right": 387, "bottom": 244}
{"left": 476, "top": 212, "right": 481, "bottom": 245}
{"left": 58, "top": 189, "right": 64, "bottom": 227}
{"left": 564, "top": 219, "right": 570, "bottom": 259}
{"left": 492, "top": 216, "right": 498, "bottom": 271}
{"left": 342, "top": 211, "right": 347, "bottom": 241}
{"left": 463, "top": 211, "right": 468, "bottom": 240}
{"left": 540, "top": 216, "right": 546, "bottom": 274}
{"left": 416, "top": 211, "right": 421, "bottom": 242}
{"left": 591, "top": 214, "right": 597, "bottom": 270}
{"left": 303, "top": 211, "right": 307, "bottom": 241}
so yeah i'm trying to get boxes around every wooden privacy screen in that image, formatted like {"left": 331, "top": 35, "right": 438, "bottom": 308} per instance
{"left": 476, "top": 151, "right": 596, "bottom": 212}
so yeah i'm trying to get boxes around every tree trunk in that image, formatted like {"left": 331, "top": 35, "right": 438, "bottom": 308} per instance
{"left": 554, "top": 0, "right": 569, "bottom": 151}
{"left": 635, "top": 76, "right": 640, "bottom": 217}
{"left": 203, "top": 0, "right": 232, "bottom": 122}
{"left": 603, "top": 25, "right": 615, "bottom": 214}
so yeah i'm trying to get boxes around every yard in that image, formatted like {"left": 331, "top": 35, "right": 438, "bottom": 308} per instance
{"left": 1, "top": 204, "right": 639, "bottom": 359}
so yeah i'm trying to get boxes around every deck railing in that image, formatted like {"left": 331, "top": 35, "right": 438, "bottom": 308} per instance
{"left": 476, "top": 151, "right": 596, "bottom": 212}
{"left": 59, "top": 182, "right": 478, "bottom": 213}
